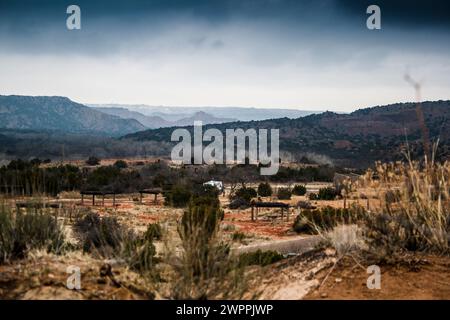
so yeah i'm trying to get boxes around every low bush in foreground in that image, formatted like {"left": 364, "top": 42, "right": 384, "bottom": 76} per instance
{"left": 231, "top": 231, "right": 247, "bottom": 242}
{"left": 293, "top": 206, "right": 364, "bottom": 235}
{"left": 361, "top": 160, "right": 450, "bottom": 257}
{"left": 0, "top": 204, "right": 66, "bottom": 263}
{"left": 172, "top": 199, "right": 246, "bottom": 299}
{"left": 144, "top": 223, "right": 163, "bottom": 241}
{"left": 74, "top": 212, "right": 157, "bottom": 272}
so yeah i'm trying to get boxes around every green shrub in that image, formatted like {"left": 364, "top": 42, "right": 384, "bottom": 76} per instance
{"left": 231, "top": 231, "right": 247, "bottom": 242}
{"left": 309, "top": 193, "right": 318, "bottom": 200}
{"left": 85, "top": 166, "right": 121, "bottom": 190}
{"left": 257, "top": 183, "right": 273, "bottom": 197}
{"left": 74, "top": 212, "right": 157, "bottom": 272}
{"left": 165, "top": 184, "right": 192, "bottom": 207}
{"left": 74, "top": 212, "right": 127, "bottom": 255}
{"left": 229, "top": 197, "right": 250, "bottom": 210}
{"left": 234, "top": 187, "right": 257, "bottom": 202}
{"left": 113, "top": 160, "right": 128, "bottom": 169}
{"left": 174, "top": 198, "right": 241, "bottom": 299}
{"left": 317, "top": 187, "right": 340, "bottom": 200}
{"left": 86, "top": 156, "right": 100, "bottom": 166}
{"left": 191, "top": 185, "right": 221, "bottom": 208}
{"left": 292, "top": 185, "right": 307, "bottom": 196}
{"left": 277, "top": 187, "right": 292, "bottom": 200}
{"left": 238, "top": 250, "right": 284, "bottom": 267}
{"left": 122, "top": 235, "right": 157, "bottom": 273}
{"left": 0, "top": 204, "right": 66, "bottom": 263}
{"left": 144, "top": 223, "right": 163, "bottom": 241}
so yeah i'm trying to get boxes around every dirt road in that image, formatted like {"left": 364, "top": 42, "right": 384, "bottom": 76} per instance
{"left": 235, "top": 235, "right": 321, "bottom": 255}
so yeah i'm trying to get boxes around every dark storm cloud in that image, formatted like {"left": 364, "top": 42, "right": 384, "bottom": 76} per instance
{"left": 1, "top": 0, "right": 449, "bottom": 26}
{"left": 1, "top": 0, "right": 449, "bottom": 109}
{"left": 1, "top": 0, "right": 448, "bottom": 52}
{"left": 335, "top": 0, "right": 450, "bottom": 29}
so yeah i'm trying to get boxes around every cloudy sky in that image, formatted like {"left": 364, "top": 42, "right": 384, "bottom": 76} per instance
{"left": 0, "top": 0, "right": 449, "bottom": 111}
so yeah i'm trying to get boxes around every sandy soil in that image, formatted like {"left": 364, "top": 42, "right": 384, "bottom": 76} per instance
{"left": 305, "top": 254, "right": 450, "bottom": 300}
{"left": 0, "top": 251, "right": 154, "bottom": 300}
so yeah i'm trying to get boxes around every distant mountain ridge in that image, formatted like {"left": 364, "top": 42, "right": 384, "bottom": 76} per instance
{"left": 91, "top": 106, "right": 236, "bottom": 128}
{"left": 89, "top": 104, "right": 318, "bottom": 122}
{"left": 91, "top": 106, "right": 173, "bottom": 128}
{"left": 124, "top": 100, "right": 450, "bottom": 167}
{"left": 0, "top": 95, "right": 146, "bottom": 136}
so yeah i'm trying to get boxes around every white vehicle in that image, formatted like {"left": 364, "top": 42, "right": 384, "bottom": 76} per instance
{"left": 203, "top": 180, "right": 224, "bottom": 192}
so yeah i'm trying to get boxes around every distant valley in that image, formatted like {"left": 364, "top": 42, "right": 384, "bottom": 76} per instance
{"left": 89, "top": 104, "right": 319, "bottom": 127}
{"left": 0, "top": 95, "right": 448, "bottom": 168}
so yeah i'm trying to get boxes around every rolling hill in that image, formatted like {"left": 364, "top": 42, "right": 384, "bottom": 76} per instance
{"left": 89, "top": 103, "right": 318, "bottom": 122}
{"left": 91, "top": 107, "right": 236, "bottom": 128}
{"left": 124, "top": 100, "right": 450, "bottom": 167}
{"left": 0, "top": 95, "right": 146, "bottom": 136}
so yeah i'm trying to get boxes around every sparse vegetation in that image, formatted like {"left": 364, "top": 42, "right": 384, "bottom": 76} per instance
{"left": 74, "top": 211, "right": 157, "bottom": 272}
{"left": 257, "top": 182, "right": 273, "bottom": 197}
{"left": 144, "top": 223, "right": 163, "bottom": 241}
{"left": 293, "top": 206, "right": 364, "bottom": 235}
{"left": 231, "top": 231, "right": 247, "bottom": 242}
{"left": 0, "top": 203, "right": 66, "bottom": 263}
{"left": 165, "top": 184, "right": 192, "bottom": 207}
{"left": 74, "top": 211, "right": 128, "bottom": 255}
{"left": 171, "top": 193, "right": 245, "bottom": 299}
{"left": 238, "top": 250, "right": 284, "bottom": 267}
{"left": 292, "top": 184, "right": 307, "bottom": 196}
{"left": 113, "top": 160, "right": 128, "bottom": 169}
{"left": 317, "top": 187, "right": 340, "bottom": 200}
{"left": 309, "top": 193, "right": 318, "bottom": 200}
{"left": 86, "top": 156, "right": 100, "bottom": 166}
{"left": 361, "top": 159, "right": 450, "bottom": 257}
{"left": 276, "top": 187, "right": 292, "bottom": 200}
{"left": 233, "top": 186, "right": 257, "bottom": 202}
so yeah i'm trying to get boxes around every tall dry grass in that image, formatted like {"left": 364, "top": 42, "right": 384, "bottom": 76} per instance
{"left": 167, "top": 203, "right": 248, "bottom": 299}
{"left": 360, "top": 154, "right": 449, "bottom": 256}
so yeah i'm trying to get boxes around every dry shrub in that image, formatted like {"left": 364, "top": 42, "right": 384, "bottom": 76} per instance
{"left": 0, "top": 203, "right": 66, "bottom": 263}
{"left": 324, "top": 224, "right": 366, "bottom": 256}
{"left": 293, "top": 205, "right": 365, "bottom": 235}
{"left": 74, "top": 212, "right": 157, "bottom": 273}
{"left": 169, "top": 202, "right": 247, "bottom": 299}
{"left": 58, "top": 191, "right": 80, "bottom": 199}
{"left": 361, "top": 156, "right": 449, "bottom": 256}
{"left": 238, "top": 250, "right": 284, "bottom": 267}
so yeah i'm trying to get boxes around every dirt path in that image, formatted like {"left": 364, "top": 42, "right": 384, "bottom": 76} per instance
{"left": 235, "top": 235, "right": 321, "bottom": 255}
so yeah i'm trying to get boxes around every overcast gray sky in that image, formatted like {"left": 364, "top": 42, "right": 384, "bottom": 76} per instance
{"left": 0, "top": 0, "right": 449, "bottom": 111}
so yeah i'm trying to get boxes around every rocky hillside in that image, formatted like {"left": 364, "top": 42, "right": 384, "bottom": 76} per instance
{"left": 0, "top": 95, "right": 146, "bottom": 136}
{"left": 124, "top": 100, "right": 450, "bottom": 167}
